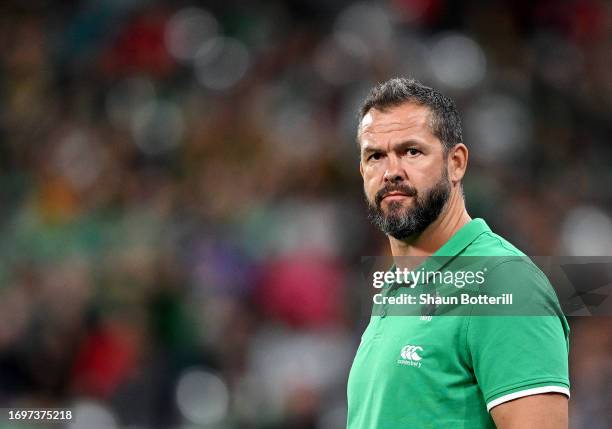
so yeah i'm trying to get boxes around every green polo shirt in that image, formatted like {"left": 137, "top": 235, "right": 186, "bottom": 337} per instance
{"left": 347, "top": 218, "right": 570, "bottom": 429}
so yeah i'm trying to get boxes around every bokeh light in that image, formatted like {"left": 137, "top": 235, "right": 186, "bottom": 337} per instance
{"left": 52, "top": 128, "right": 107, "bottom": 191}
{"left": 106, "top": 77, "right": 157, "bottom": 130}
{"left": 194, "top": 37, "right": 250, "bottom": 90}
{"left": 165, "top": 7, "right": 219, "bottom": 62}
{"left": 561, "top": 206, "right": 612, "bottom": 256}
{"left": 70, "top": 401, "right": 119, "bottom": 429}
{"left": 429, "top": 33, "right": 486, "bottom": 90}
{"left": 131, "top": 100, "right": 184, "bottom": 155}
{"left": 334, "top": 2, "right": 393, "bottom": 57}
{"left": 175, "top": 368, "right": 229, "bottom": 425}
{"left": 465, "top": 93, "right": 531, "bottom": 163}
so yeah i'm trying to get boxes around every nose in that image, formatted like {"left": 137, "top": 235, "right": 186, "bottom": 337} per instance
{"left": 383, "top": 156, "right": 406, "bottom": 184}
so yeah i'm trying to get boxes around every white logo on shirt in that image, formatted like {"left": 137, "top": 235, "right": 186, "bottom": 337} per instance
{"left": 398, "top": 345, "right": 424, "bottom": 368}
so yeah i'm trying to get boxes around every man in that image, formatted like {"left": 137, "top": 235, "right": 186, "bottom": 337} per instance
{"left": 347, "top": 78, "right": 569, "bottom": 428}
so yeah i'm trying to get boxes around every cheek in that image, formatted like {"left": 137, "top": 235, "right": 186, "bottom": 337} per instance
{"left": 415, "top": 159, "right": 445, "bottom": 185}
{"left": 362, "top": 171, "right": 380, "bottom": 197}
{"left": 362, "top": 163, "right": 384, "bottom": 182}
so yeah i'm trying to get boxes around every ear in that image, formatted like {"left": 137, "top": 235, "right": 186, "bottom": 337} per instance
{"left": 448, "top": 143, "right": 468, "bottom": 184}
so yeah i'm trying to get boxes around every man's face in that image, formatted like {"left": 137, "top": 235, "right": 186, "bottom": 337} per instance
{"left": 359, "top": 102, "right": 451, "bottom": 240}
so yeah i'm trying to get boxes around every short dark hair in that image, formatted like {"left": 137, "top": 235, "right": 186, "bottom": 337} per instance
{"left": 358, "top": 78, "right": 463, "bottom": 151}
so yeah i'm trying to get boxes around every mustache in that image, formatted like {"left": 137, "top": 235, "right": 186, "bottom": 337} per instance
{"left": 374, "top": 184, "right": 418, "bottom": 206}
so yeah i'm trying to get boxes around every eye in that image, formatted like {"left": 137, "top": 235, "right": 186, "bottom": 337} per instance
{"left": 405, "top": 148, "right": 421, "bottom": 156}
{"left": 367, "top": 152, "right": 383, "bottom": 161}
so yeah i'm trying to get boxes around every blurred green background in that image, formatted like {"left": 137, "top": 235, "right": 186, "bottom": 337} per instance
{"left": 0, "top": 0, "right": 611, "bottom": 427}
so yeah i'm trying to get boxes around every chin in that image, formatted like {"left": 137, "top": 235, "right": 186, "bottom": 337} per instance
{"left": 384, "top": 201, "right": 410, "bottom": 212}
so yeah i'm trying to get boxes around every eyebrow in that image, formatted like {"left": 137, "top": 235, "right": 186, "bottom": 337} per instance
{"left": 360, "top": 139, "right": 425, "bottom": 156}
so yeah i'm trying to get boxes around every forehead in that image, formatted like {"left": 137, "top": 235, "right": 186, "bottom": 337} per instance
{"left": 359, "top": 102, "right": 434, "bottom": 144}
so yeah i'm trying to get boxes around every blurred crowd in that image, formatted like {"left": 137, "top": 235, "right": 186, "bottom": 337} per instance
{"left": 0, "top": 0, "right": 611, "bottom": 427}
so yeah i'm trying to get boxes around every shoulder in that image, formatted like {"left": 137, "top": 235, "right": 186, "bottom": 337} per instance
{"left": 461, "top": 226, "right": 557, "bottom": 301}
{"left": 464, "top": 228, "right": 527, "bottom": 257}
{"left": 461, "top": 224, "right": 547, "bottom": 281}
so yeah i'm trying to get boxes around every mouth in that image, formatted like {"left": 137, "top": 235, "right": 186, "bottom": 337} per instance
{"left": 382, "top": 192, "right": 411, "bottom": 202}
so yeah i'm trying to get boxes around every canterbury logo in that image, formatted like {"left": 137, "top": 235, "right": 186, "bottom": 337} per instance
{"left": 400, "top": 345, "right": 423, "bottom": 361}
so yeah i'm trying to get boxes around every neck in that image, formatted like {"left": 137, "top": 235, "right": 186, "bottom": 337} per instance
{"left": 388, "top": 188, "right": 471, "bottom": 258}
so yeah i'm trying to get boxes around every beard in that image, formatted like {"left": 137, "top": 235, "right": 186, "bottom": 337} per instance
{"left": 366, "top": 171, "right": 451, "bottom": 240}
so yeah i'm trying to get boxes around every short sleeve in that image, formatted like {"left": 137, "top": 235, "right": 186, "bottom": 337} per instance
{"left": 466, "top": 260, "right": 570, "bottom": 412}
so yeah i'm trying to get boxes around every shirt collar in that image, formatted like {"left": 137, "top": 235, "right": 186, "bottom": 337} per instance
{"left": 434, "top": 218, "right": 490, "bottom": 256}
{"left": 385, "top": 218, "right": 491, "bottom": 291}
{"left": 421, "top": 218, "right": 491, "bottom": 272}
